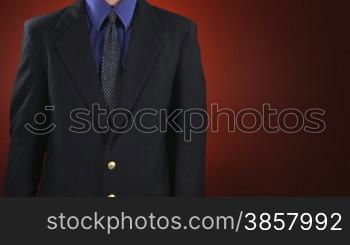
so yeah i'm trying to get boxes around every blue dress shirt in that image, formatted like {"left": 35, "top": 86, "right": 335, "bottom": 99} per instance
{"left": 85, "top": 0, "right": 138, "bottom": 73}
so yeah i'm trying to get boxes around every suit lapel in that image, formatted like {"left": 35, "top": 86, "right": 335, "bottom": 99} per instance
{"left": 54, "top": 0, "right": 164, "bottom": 136}
{"left": 55, "top": 0, "right": 106, "bottom": 109}
{"left": 118, "top": 0, "right": 164, "bottom": 115}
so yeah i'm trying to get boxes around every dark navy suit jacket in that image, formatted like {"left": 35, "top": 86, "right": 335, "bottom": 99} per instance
{"left": 5, "top": 0, "right": 207, "bottom": 197}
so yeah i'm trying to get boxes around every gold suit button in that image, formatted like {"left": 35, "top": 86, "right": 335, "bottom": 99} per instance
{"left": 108, "top": 194, "right": 116, "bottom": 198}
{"left": 107, "top": 161, "right": 116, "bottom": 170}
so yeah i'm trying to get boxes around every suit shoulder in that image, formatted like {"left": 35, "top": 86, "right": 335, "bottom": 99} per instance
{"left": 25, "top": 7, "right": 67, "bottom": 34}
{"left": 150, "top": 5, "right": 197, "bottom": 32}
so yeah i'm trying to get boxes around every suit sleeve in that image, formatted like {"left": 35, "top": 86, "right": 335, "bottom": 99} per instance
{"left": 5, "top": 21, "right": 49, "bottom": 196}
{"left": 168, "top": 23, "right": 207, "bottom": 196}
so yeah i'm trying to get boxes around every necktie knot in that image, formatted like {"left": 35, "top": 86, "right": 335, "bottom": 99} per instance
{"left": 107, "top": 12, "right": 117, "bottom": 24}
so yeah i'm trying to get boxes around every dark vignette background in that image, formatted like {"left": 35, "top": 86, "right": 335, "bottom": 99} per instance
{"left": 0, "top": 0, "right": 348, "bottom": 196}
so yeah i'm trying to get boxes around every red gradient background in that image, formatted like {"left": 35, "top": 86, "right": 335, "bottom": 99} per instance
{"left": 0, "top": 0, "right": 348, "bottom": 196}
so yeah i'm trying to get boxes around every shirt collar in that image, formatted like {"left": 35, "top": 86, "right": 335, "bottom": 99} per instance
{"left": 85, "top": 0, "right": 138, "bottom": 30}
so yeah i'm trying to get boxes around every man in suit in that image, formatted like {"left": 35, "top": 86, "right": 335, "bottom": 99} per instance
{"left": 5, "top": 0, "right": 207, "bottom": 197}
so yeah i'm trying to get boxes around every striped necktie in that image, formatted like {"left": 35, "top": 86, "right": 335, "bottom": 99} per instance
{"left": 101, "top": 12, "right": 122, "bottom": 110}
